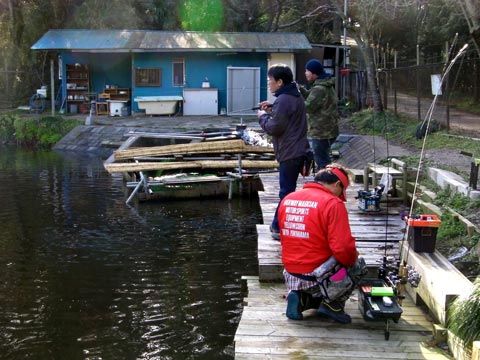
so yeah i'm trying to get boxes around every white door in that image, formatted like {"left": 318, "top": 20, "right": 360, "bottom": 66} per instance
{"left": 183, "top": 89, "right": 218, "bottom": 115}
{"left": 226, "top": 67, "right": 260, "bottom": 116}
{"left": 267, "top": 53, "right": 295, "bottom": 104}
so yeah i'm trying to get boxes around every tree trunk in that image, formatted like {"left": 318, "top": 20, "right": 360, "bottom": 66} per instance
{"left": 457, "top": 0, "right": 480, "bottom": 58}
{"left": 353, "top": 34, "right": 384, "bottom": 113}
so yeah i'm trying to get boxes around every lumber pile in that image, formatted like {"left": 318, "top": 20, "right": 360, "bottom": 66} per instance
{"left": 114, "top": 139, "right": 273, "bottom": 160}
{"left": 104, "top": 139, "right": 278, "bottom": 174}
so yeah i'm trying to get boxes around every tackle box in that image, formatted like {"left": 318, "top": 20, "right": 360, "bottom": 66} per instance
{"left": 406, "top": 214, "right": 441, "bottom": 253}
{"left": 358, "top": 279, "right": 402, "bottom": 322}
{"left": 357, "top": 190, "right": 381, "bottom": 212}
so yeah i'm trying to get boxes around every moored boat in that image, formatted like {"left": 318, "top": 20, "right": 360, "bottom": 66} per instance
{"left": 104, "top": 127, "right": 278, "bottom": 204}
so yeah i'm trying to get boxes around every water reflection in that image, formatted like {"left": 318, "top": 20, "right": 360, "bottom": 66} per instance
{"left": 0, "top": 147, "right": 261, "bottom": 359}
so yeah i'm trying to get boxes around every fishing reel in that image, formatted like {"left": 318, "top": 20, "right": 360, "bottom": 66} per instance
{"left": 377, "top": 256, "right": 422, "bottom": 304}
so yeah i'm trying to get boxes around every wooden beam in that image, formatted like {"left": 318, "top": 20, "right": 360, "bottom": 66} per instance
{"left": 104, "top": 159, "right": 279, "bottom": 174}
{"left": 114, "top": 139, "right": 273, "bottom": 160}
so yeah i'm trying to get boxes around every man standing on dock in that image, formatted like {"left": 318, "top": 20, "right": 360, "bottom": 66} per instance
{"left": 299, "top": 59, "right": 339, "bottom": 171}
{"left": 257, "top": 63, "right": 312, "bottom": 240}
{"left": 278, "top": 164, "right": 366, "bottom": 323}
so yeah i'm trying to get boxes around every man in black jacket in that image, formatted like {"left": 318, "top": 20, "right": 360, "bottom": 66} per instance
{"left": 257, "top": 64, "right": 312, "bottom": 240}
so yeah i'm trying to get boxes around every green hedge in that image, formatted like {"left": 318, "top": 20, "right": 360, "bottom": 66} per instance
{"left": 0, "top": 113, "right": 80, "bottom": 149}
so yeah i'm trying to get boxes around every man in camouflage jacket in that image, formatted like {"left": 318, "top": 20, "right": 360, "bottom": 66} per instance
{"left": 300, "top": 59, "right": 339, "bottom": 171}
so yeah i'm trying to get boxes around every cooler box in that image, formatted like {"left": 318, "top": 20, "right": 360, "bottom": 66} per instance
{"left": 406, "top": 215, "right": 441, "bottom": 253}
{"left": 357, "top": 190, "right": 381, "bottom": 212}
{"left": 108, "top": 100, "right": 128, "bottom": 117}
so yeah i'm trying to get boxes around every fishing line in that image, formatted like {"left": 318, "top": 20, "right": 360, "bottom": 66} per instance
{"left": 401, "top": 42, "right": 469, "bottom": 265}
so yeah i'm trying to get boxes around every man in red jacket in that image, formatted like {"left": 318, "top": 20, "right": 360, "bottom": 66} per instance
{"left": 278, "top": 163, "right": 365, "bottom": 323}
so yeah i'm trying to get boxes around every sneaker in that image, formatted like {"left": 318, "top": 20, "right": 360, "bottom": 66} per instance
{"left": 286, "top": 290, "right": 303, "bottom": 320}
{"left": 269, "top": 225, "right": 280, "bottom": 240}
{"left": 318, "top": 301, "right": 352, "bottom": 324}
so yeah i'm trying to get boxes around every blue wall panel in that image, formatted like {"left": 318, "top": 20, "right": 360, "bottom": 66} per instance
{"left": 61, "top": 52, "right": 131, "bottom": 108}
{"left": 133, "top": 52, "right": 268, "bottom": 113}
{"left": 62, "top": 51, "right": 270, "bottom": 114}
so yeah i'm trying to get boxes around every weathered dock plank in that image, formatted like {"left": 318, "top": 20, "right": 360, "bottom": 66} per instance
{"left": 235, "top": 277, "right": 451, "bottom": 359}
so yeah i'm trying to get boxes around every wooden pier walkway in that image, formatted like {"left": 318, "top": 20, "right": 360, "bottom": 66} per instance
{"left": 234, "top": 173, "right": 452, "bottom": 359}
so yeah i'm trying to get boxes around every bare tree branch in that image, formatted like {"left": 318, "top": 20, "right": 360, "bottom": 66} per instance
{"left": 456, "top": 0, "right": 480, "bottom": 57}
{"left": 277, "top": 5, "right": 330, "bottom": 29}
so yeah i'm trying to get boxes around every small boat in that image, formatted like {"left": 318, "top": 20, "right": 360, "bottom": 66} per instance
{"left": 103, "top": 127, "right": 278, "bottom": 204}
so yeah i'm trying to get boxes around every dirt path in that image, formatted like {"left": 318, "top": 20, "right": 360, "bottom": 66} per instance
{"left": 387, "top": 92, "right": 480, "bottom": 136}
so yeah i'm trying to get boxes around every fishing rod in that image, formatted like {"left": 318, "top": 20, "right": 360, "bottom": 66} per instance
{"left": 401, "top": 42, "right": 469, "bottom": 268}
{"left": 365, "top": 45, "right": 472, "bottom": 304}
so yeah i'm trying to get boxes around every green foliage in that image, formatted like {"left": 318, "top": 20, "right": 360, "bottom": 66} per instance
{"left": 427, "top": 134, "right": 480, "bottom": 160}
{"left": 437, "top": 213, "right": 466, "bottom": 241}
{"left": 343, "top": 109, "right": 418, "bottom": 139}
{"left": 448, "top": 277, "right": 480, "bottom": 347}
{"left": 178, "top": 0, "right": 225, "bottom": 31}
{"left": 0, "top": 113, "right": 18, "bottom": 142}
{"left": 433, "top": 188, "right": 480, "bottom": 240}
{"left": 434, "top": 187, "right": 480, "bottom": 216}
{"left": 432, "top": 187, "right": 480, "bottom": 260}
{"left": 10, "top": 115, "right": 80, "bottom": 149}
{"left": 434, "top": 188, "right": 468, "bottom": 211}
{"left": 68, "top": 0, "right": 144, "bottom": 29}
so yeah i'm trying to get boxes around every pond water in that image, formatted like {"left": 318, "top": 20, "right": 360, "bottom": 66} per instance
{"left": 0, "top": 147, "right": 262, "bottom": 360}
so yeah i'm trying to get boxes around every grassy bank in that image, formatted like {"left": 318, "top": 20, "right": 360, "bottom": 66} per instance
{"left": 342, "top": 108, "right": 479, "bottom": 151}
{"left": 0, "top": 111, "right": 81, "bottom": 149}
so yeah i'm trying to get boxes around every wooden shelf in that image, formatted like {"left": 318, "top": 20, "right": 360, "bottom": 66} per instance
{"left": 104, "top": 88, "right": 130, "bottom": 101}
{"left": 96, "top": 102, "right": 109, "bottom": 115}
{"left": 66, "top": 64, "right": 90, "bottom": 113}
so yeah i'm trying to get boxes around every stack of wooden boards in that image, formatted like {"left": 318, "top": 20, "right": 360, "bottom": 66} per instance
{"left": 104, "top": 139, "right": 278, "bottom": 174}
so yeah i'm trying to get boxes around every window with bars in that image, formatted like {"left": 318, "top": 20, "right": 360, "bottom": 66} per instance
{"left": 172, "top": 58, "right": 185, "bottom": 86}
{"left": 135, "top": 68, "right": 161, "bottom": 87}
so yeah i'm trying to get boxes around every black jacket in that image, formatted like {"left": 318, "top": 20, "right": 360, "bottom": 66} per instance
{"left": 259, "top": 83, "right": 311, "bottom": 162}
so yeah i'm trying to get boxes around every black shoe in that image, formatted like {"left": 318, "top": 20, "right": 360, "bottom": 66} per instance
{"left": 270, "top": 225, "right": 280, "bottom": 240}
{"left": 286, "top": 291, "right": 303, "bottom": 320}
{"left": 318, "top": 301, "right": 352, "bottom": 324}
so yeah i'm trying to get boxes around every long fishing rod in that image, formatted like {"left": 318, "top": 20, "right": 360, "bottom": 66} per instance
{"left": 416, "top": 33, "right": 459, "bottom": 139}
{"left": 401, "top": 42, "right": 469, "bottom": 266}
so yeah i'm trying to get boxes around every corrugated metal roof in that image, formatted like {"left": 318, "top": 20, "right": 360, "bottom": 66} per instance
{"left": 31, "top": 30, "right": 312, "bottom": 52}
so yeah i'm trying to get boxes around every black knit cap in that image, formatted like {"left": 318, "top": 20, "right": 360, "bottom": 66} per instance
{"left": 305, "top": 59, "right": 325, "bottom": 76}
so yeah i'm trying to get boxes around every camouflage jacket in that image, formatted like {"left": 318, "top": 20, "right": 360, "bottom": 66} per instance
{"left": 300, "top": 77, "right": 339, "bottom": 140}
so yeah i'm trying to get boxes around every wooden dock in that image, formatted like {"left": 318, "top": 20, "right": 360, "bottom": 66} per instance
{"left": 234, "top": 173, "right": 453, "bottom": 359}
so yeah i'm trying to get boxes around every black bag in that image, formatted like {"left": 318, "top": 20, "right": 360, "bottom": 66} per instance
{"left": 290, "top": 256, "right": 365, "bottom": 302}
{"left": 317, "top": 266, "right": 354, "bottom": 301}
{"left": 302, "top": 151, "right": 315, "bottom": 177}
{"left": 307, "top": 257, "right": 351, "bottom": 301}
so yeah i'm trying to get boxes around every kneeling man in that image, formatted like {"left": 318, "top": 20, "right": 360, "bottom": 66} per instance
{"left": 278, "top": 163, "right": 366, "bottom": 323}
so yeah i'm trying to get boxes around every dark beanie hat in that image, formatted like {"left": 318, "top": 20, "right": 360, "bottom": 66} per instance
{"left": 306, "top": 59, "right": 325, "bottom": 76}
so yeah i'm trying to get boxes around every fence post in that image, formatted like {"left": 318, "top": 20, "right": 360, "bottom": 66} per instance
{"left": 475, "top": 59, "right": 479, "bottom": 103}
{"left": 416, "top": 45, "right": 421, "bottom": 122}
{"left": 383, "top": 70, "right": 388, "bottom": 110}
{"left": 50, "top": 59, "right": 55, "bottom": 116}
{"left": 4, "top": 58, "right": 9, "bottom": 103}
{"left": 445, "top": 71, "right": 450, "bottom": 131}
{"left": 393, "top": 51, "right": 397, "bottom": 116}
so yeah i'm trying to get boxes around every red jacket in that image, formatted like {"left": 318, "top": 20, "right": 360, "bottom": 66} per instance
{"left": 278, "top": 182, "right": 357, "bottom": 274}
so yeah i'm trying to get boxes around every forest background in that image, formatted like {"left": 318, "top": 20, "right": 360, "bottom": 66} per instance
{"left": 0, "top": 0, "right": 479, "bottom": 114}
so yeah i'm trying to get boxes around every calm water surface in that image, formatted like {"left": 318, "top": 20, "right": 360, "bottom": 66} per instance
{"left": 0, "top": 147, "right": 262, "bottom": 359}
